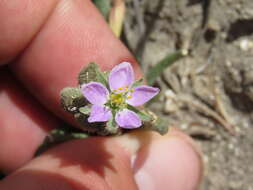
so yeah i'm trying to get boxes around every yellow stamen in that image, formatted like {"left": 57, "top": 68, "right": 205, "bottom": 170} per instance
{"left": 110, "top": 93, "right": 124, "bottom": 105}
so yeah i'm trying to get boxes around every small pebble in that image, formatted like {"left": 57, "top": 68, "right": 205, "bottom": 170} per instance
{"left": 239, "top": 39, "right": 253, "bottom": 51}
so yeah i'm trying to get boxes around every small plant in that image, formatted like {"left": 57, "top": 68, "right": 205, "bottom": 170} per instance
{"left": 61, "top": 62, "right": 168, "bottom": 136}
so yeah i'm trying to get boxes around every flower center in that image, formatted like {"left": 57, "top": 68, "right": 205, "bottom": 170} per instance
{"left": 107, "top": 86, "right": 133, "bottom": 109}
{"left": 110, "top": 93, "right": 124, "bottom": 105}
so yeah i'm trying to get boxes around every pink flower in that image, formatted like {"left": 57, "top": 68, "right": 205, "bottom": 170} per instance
{"left": 81, "top": 62, "right": 159, "bottom": 129}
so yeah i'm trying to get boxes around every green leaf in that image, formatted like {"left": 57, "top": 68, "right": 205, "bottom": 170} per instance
{"left": 146, "top": 50, "right": 187, "bottom": 85}
{"left": 35, "top": 128, "right": 89, "bottom": 156}
{"left": 131, "top": 78, "right": 144, "bottom": 89}
{"left": 78, "top": 62, "right": 99, "bottom": 85}
{"left": 142, "top": 117, "right": 169, "bottom": 135}
{"left": 79, "top": 106, "right": 91, "bottom": 115}
{"left": 71, "top": 133, "right": 89, "bottom": 139}
{"left": 151, "top": 117, "right": 169, "bottom": 135}
{"left": 127, "top": 105, "right": 154, "bottom": 122}
{"left": 92, "top": 0, "right": 111, "bottom": 19}
{"left": 137, "top": 110, "right": 154, "bottom": 122}
{"left": 78, "top": 62, "right": 109, "bottom": 88}
{"left": 108, "top": 0, "right": 125, "bottom": 37}
{"left": 60, "top": 87, "right": 87, "bottom": 113}
{"left": 97, "top": 71, "right": 109, "bottom": 89}
{"left": 127, "top": 104, "right": 168, "bottom": 135}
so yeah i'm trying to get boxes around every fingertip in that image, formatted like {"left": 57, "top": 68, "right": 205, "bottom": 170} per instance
{"left": 0, "top": 129, "right": 202, "bottom": 190}
{"left": 0, "top": 0, "right": 58, "bottom": 64}
{"left": 10, "top": 0, "right": 141, "bottom": 126}
{"left": 123, "top": 130, "right": 203, "bottom": 190}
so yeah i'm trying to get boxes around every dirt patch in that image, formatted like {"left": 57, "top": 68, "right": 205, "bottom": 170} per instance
{"left": 124, "top": 0, "right": 253, "bottom": 189}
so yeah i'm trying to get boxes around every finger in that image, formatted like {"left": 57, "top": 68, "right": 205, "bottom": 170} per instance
{"left": 1, "top": 136, "right": 138, "bottom": 189}
{"left": 0, "top": 130, "right": 202, "bottom": 190}
{"left": 0, "top": 68, "right": 59, "bottom": 173}
{"left": 0, "top": 0, "right": 138, "bottom": 172}
{"left": 0, "top": 0, "right": 58, "bottom": 64}
{"left": 132, "top": 129, "right": 203, "bottom": 190}
{"left": 9, "top": 0, "right": 141, "bottom": 124}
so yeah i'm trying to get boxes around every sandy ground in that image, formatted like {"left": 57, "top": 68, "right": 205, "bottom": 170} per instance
{"left": 124, "top": 0, "right": 253, "bottom": 189}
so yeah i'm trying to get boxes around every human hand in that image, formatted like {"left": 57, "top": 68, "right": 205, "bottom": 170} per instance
{"left": 0, "top": 0, "right": 202, "bottom": 189}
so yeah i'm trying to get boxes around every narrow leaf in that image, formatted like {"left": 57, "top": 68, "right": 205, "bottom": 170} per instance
{"left": 146, "top": 50, "right": 187, "bottom": 85}
{"left": 127, "top": 106, "right": 169, "bottom": 135}
{"left": 35, "top": 128, "right": 89, "bottom": 156}
{"left": 71, "top": 133, "right": 89, "bottom": 139}
{"left": 109, "top": 0, "right": 125, "bottom": 37}
{"left": 142, "top": 117, "right": 169, "bottom": 135}
{"left": 151, "top": 117, "right": 169, "bottom": 135}
{"left": 127, "top": 105, "right": 154, "bottom": 122}
{"left": 93, "top": 0, "right": 111, "bottom": 19}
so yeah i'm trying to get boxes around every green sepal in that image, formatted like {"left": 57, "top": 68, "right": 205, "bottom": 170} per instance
{"left": 138, "top": 110, "right": 154, "bottom": 122}
{"left": 149, "top": 117, "right": 169, "bottom": 135}
{"left": 127, "top": 105, "right": 154, "bottom": 122}
{"left": 79, "top": 106, "right": 91, "bottom": 115}
{"left": 35, "top": 128, "right": 89, "bottom": 156}
{"left": 131, "top": 78, "right": 144, "bottom": 89}
{"left": 60, "top": 87, "right": 87, "bottom": 113}
{"left": 127, "top": 105, "right": 168, "bottom": 135}
{"left": 105, "top": 117, "right": 120, "bottom": 134}
{"left": 98, "top": 71, "right": 109, "bottom": 89}
{"left": 78, "top": 62, "right": 98, "bottom": 84}
{"left": 78, "top": 62, "right": 109, "bottom": 88}
{"left": 141, "top": 116, "right": 169, "bottom": 135}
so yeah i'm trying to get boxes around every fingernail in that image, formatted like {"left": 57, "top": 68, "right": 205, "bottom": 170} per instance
{"left": 132, "top": 135, "right": 203, "bottom": 190}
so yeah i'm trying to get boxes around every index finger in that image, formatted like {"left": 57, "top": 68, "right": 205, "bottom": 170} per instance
{"left": 6, "top": 0, "right": 141, "bottom": 124}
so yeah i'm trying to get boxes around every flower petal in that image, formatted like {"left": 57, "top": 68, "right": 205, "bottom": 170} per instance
{"left": 81, "top": 82, "right": 109, "bottom": 105}
{"left": 88, "top": 105, "right": 112, "bottom": 122}
{"left": 126, "top": 85, "right": 159, "bottom": 106}
{"left": 115, "top": 109, "right": 141, "bottom": 129}
{"left": 109, "top": 62, "right": 134, "bottom": 90}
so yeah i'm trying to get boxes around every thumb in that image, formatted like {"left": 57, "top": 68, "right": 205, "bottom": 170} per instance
{"left": 0, "top": 129, "right": 202, "bottom": 190}
{"left": 130, "top": 129, "right": 203, "bottom": 190}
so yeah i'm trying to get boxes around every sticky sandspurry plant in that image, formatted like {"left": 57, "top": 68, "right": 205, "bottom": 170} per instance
{"left": 60, "top": 62, "right": 168, "bottom": 136}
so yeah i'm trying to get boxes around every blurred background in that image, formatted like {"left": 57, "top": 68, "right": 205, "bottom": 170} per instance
{"left": 104, "top": 0, "right": 253, "bottom": 189}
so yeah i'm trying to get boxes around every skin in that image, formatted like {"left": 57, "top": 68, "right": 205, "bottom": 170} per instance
{"left": 0, "top": 0, "right": 203, "bottom": 189}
